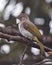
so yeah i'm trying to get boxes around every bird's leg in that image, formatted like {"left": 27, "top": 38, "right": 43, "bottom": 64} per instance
{"left": 33, "top": 36, "right": 45, "bottom": 56}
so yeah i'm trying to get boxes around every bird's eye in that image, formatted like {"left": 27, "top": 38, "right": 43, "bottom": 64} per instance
{"left": 22, "top": 17, "right": 26, "bottom": 20}
{"left": 20, "top": 16, "right": 22, "bottom": 19}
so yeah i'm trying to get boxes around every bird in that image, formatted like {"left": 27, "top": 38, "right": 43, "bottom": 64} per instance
{"left": 17, "top": 13, "right": 45, "bottom": 56}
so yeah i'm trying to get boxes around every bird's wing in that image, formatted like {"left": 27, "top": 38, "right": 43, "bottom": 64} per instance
{"left": 23, "top": 19, "right": 41, "bottom": 38}
{"left": 18, "top": 21, "right": 33, "bottom": 39}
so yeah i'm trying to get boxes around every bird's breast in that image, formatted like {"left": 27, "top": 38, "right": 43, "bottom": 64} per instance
{"left": 18, "top": 22, "right": 33, "bottom": 39}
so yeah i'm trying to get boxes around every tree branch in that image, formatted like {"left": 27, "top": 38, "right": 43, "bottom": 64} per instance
{"left": 0, "top": 26, "right": 52, "bottom": 52}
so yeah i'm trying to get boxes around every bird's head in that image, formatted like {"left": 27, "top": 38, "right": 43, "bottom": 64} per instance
{"left": 17, "top": 13, "right": 29, "bottom": 21}
{"left": 16, "top": 13, "right": 29, "bottom": 24}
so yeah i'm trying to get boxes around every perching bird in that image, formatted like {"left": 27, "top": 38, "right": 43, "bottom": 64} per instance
{"left": 17, "top": 13, "right": 45, "bottom": 56}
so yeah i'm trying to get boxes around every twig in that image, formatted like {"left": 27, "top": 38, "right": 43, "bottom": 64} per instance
{"left": 0, "top": 26, "right": 52, "bottom": 43}
{"left": 33, "top": 58, "right": 52, "bottom": 65}
{"left": 0, "top": 32, "right": 52, "bottom": 52}
{"left": 0, "top": 32, "right": 30, "bottom": 44}
{"left": 18, "top": 45, "right": 28, "bottom": 65}
{"left": 0, "top": 26, "right": 21, "bottom": 36}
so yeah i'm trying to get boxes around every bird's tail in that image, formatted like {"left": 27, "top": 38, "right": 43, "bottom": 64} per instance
{"left": 33, "top": 36, "right": 45, "bottom": 56}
